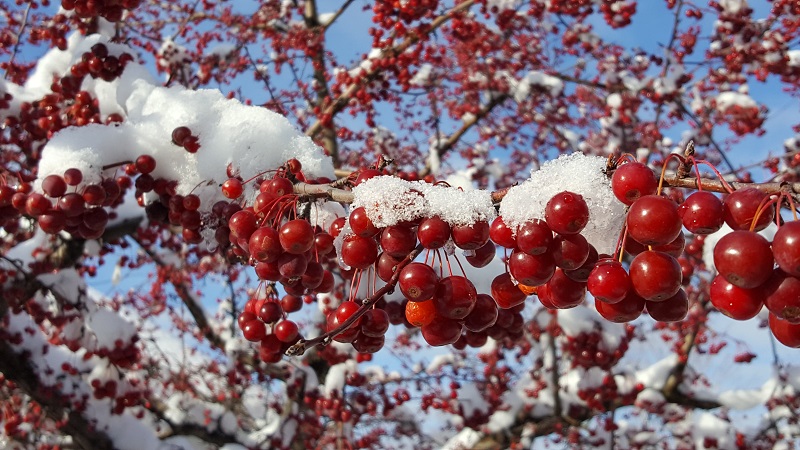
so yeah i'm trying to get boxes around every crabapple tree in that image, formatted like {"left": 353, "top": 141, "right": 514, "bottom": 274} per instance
{"left": 1, "top": 0, "right": 800, "bottom": 449}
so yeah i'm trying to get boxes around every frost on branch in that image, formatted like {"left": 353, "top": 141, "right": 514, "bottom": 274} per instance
{"left": 500, "top": 153, "right": 626, "bottom": 255}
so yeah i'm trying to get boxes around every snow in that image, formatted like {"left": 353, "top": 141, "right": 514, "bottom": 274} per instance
{"left": 789, "top": 50, "right": 800, "bottom": 67}
{"left": 512, "top": 71, "right": 564, "bottom": 101}
{"left": 499, "top": 153, "right": 627, "bottom": 255}
{"left": 351, "top": 176, "right": 496, "bottom": 227}
{"left": 715, "top": 91, "right": 757, "bottom": 110}
{"left": 719, "top": 0, "right": 748, "bottom": 14}
{"left": 441, "top": 428, "right": 482, "bottom": 449}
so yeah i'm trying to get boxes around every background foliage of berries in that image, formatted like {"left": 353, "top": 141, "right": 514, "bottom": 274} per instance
{"left": 1, "top": 0, "right": 800, "bottom": 449}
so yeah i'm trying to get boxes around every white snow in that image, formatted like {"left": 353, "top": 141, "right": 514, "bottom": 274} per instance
{"left": 499, "top": 153, "right": 626, "bottom": 255}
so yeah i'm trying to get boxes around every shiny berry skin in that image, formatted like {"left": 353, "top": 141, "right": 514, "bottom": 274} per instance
{"left": 709, "top": 275, "right": 763, "bottom": 320}
{"left": 172, "top": 126, "right": 192, "bottom": 146}
{"left": 405, "top": 299, "right": 436, "bottom": 327}
{"left": 542, "top": 268, "right": 586, "bottom": 309}
{"left": 249, "top": 226, "right": 282, "bottom": 262}
{"left": 646, "top": 288, "right": 688, "bottom": 322}
{"left": 550, "top": 233, "right": 590, "bottom": 270}
{"left": 398, "top": 262, "right": 438, "bottom": 302}
{"left": 221, "top": 178, "right": 243, "bottom": 199}
{"left": 611, "top": 162, "right": 658, "bottom": 205}
{"left": 340, "top": 235, "right": 379, "bottom": 270}
{"left": 242, "top": 320, "right": 267, "bottom": 342}
{"left": 279, "top": 219, "right": 315, "bottom": 254}
{"left": 491, "top": 273, "right": 527, "bottom": 309}
{"left": 465, "top": 241, "right": 495, "bottom": 268}
{"left": 463, "top": 294, "right": 499, "bottom": 331}
{"left": 595, "top": 291, "right": 645, "bottom": 323}
{"left": 588, "top": 259, "right": 631, "bottom": 304}
{"left": 135, "top": 155, "right": 156, "bottom": 174}
{"left": 722, "top": 188, "right": 774, "bottom": 232}
{"left": 713, "top": 230, "right": 773, "bottom": 289}
{"left": 516, "top": 219, "right": 553, "bottom": 255}
{"left": 274, "top": 320, "right": 300, "bottom": 343}
{"left": 258, "top": 302, "right": 282, "bottom": 323}
{"left": 508, "top": 250, "right": 556, "bottom": 287}
{"left": 353, "top": 334, "right": 385, "bottom": 353}
{"left": 421, "top": 318, "right": 463, "bottom": 346}
{"left": 629, "top": 251, "right": 682, "bottom": 301}
{"left": 42, "top": 174, "right": 68, "bottom": 198}
{"left": 417, "top": 216, "right": 451, "bottom": 249}
{"left": 769, "top": 314, "right": 800, "bottom": 348}
{"left": 380, "top": 225, "right": 417, "bottom": 258}
{"left": 349, "top": 206, "right": 380, "bottom": 238}
{"left": 626, "top": 195, "right": 682, "bottom": 246}
{"left": 763, "top": 269, "right": 800, "bottom": 324}
{"left": 335, "top": 301, "right": 362, "bottom": 329}
{"left": 451, "top": 220, "right": 490, "bottom": 250}
{"left": 545, "top": 191, "right": 589, "bottom": 235}
{"left": 433, "top": 276, "right": 477, "bottom": 320}
{"left": 678, "top": 191, "right": 724, "bottom": 235}
{"left": 489, "top": 216, "right": 516, "bottom": 248}
{"left": 771, "top": 221, "right": 800, "bottom": 277}
{"left": 361, "top": 309, "right": 390, "bottom": 337}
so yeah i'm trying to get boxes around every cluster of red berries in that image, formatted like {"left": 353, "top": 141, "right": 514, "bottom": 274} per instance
{"left": 0, "top": 167, "right": 128, "bottom": 238}
{"left": 70, "top": 43, "right": 134, "bottom": 83}
{"left": 171, "top": 126, "right": 201, "bottom": 153}
{"left": 337, "top": 195, "right": 505, "bottom": 346}
{"left": 561, "top": 327, "right": 634, "bottom": 371}
{"left": 61, "top": 0, "right": 142, "bottom": 22}
{"left": 490, "top": 191, "right": 597, "bottom": 312}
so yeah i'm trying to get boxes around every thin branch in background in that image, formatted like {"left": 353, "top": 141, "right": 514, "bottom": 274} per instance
{"left": 3, "top": 3, "right": 30, "bottom": 80}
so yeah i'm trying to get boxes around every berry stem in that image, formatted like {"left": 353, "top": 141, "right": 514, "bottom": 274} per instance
{"left": 657, "top": 154, "right": 686, "bottom": 195}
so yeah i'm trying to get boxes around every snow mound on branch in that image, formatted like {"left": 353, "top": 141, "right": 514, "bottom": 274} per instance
{"left": 499, "top": 153, "right": 626, "bottom": 255}
{"left": 351, "top": 176, "right": 496, "bottom": 227}
{"left": 33, "top": 32, "right": 333, "bottom": 215}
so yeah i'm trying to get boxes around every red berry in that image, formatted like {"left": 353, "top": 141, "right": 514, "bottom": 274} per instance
{"left": 549, "top": 233, "right": 590, "bottom": 270}
{"left": 341, "top": 235, "right": 379, "bottom": 270}
{"left": 508, "top": 250, "right": 556, "bottom": 287}
{"left": 588, "top": 259, "right": 631, "bottom": 304}
{"left": 433, "top": 276, "right": 477, "bottom": 320}
{"left": 611, "top": 162, "right": 658, "bottom": 205}
{"left": 398, "top": 262, "right": 438, "bottom": 302}
{"left": 417, "top": 216, "right": 451, "bottom": 249}
{"left": 713, "top": 230, "right": 773, "bottom": 289}
{"left": 222, "top": 178, "right": 243, "bottom": 199}
{"left": 42, "top": 174, "right": 68, "bottom": 197}
{"left": 516, "top": 219, "right": 553, "bottom": 255}
{"left": 769, "top": 314, "right": 800, "bottom": 348}
{"left": 491, "top": 273, "right": 527, "bottom": 309}
{"left": 678, "top": 191, "right": 724, "bottom": 235}
{"left": 349, "top": 206, "right": 380, "bottom": 238}
{"left": 629, "top": 251, "right": 682, "bottom": 301}
{"left": 380, "top": 225, "right": 417, "bottom": 258}
{"left": 279, "top": 219, "right": 315, "bottom": 254}
{"left": 709, "top": 275, "right": 763, "bottom": 320}
{"left": 421, "top": 318, "right": 463, "bottom": 346}
{"left": 489, "top": 216, "right": 516, "bottom": 248}
{"left": 772, "top": 221, "right": 800, "bottom": 277}
{"left": 763, "top": 269, "right": 800, "bottom": 323}
{"left": 135, "top": 155, "right": 156, "bottom": 174}
{"left": 722, "top": 188, "right": 774, "bottom": 231}
{"left": 465, "top": 240, "right": 495, "bottom": 268}
{"left": 541, "top": 268, "right": 585, "bottom": 309}
{"left": 172, "top": 126, "right": 192, "bottom": 146}
{"left": 451, "top": 220, "right": 490, "bottom": 250}
{"left": 595, "top": 291, "right": 645, "bottom": 323}
{"left": 360, "top": 309, "right": 390, "bottom": 337}
{"left": 646, "top": 288, "right": 688, "bottom": 322}
{"left": 274, "top": 320, "right": 300, "bottom": 343}
{"left": 545, "top": 191, "right": 589, "bottom": 235}
{"left": 463, "top": 294, "right": 499, "bottom": 331}
{"left": 626, "top": 195, "right": 682, "bottom": 246}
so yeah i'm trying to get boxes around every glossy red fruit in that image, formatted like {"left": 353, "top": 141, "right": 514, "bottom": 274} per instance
{"left": 242, "top": 320, "right": 267, "bottom": 342}
{"left": 543, "top": 268, "right": 586, "bottom": 309}
{"left": 563, "top": 245, "right": 598, "bottom": 282}
{"left": 550, "top": 233, "right": 590, "bottom": 270}
{"left": 360, "top": 309, "right": 390, "bottom": 337}
{"left": 629, "top": 251, "right": 682, "bottom": 301}
{"left": 249, "top": 226, "right": 282, "bottom": 262}
{"left": 516, "top": 219, "right": 553, "bottom": 255}
{"left": 508, "top": 250, "right": 556, "bottom": 287}
{"left": 221, "top": 178, "right": 243, "bottom": 199}
{"left": 352, "top": 334, "right": 385, "bottom": 353}
{"left": 267, "top": 177, "right": 293, "bottom": 197}
{"left": 545, "top": 191, "right": 589, "bottom": 235}
{"left": 39, "top": 210, "right": 67, "bottom": 234}
{"left": 678, "top": 191, "right": 724, "bottom": 235}
{"left": 709, "top": 275, "right": 763, "bottom": 320}
{"left": 280, "top": 295, "right": 303, "bottom": 313}
{"left": 465, "top": 240, "right": 495, "bottom": 268}
{"left": 611, "top": 162, "right": 658, "bottom": 205}
{"left": 490, "top": 216, "right": 516, "bottom": 248}
{"left": 349, "top": 206, "right": 380, "bottom": 238}
{"left": 491, "top": 273, "right": 527, "bottom": 309}
{"left": 763, "top": 269, "right": 800, "bottom": 324}
{"left": 255, "top": 261, "right": 282, "bottom": 281}
{"left": 433, "top": 276, "right": 477, "bottom": 320}
{"left": 464, "top": 294, "right": 499, "bottom": 331}
{"left": 341, "top": 235, "right": 379, "bottom": 270}
{"left": 274, "top": 320, "right": 300, "bottom": 343}
{"left": 416, "top": 216, "right": 451, "bottom": 249}
{"left": 42, "top": 174, "right": 68, "bottom": 198}
{"left": 301, "top": 261, "right": 324, "bottom": 289}
{"left": 595, "top": 291, "right": 645, "bottom": 323}
{"left": 381, "top": 225, "right": 417, "bottom": 258}
{"left": 135, "top": 154, "right": 156, "bottom": 174}
{"left": 722, "top": 188, "right": 774, "bottom": 231}
{"left": 646, "top": 288, "right": 688, "bottom": 322}
{"left": 588, "top": 259, "right": 631, "bottom": 304}
{"left": 376, "top": 252, "right": 402, "bottom": 282}
{"left": 421, "top": 318, "right": 463, "bottom": 346}
{"left": 258, "top": 301, "right": 282, "bottom": 323}
{"left": 279, "top": 219, "right": 314, "bottom": 254}
{"left": 398, "top": 262, "right": 438, "bottom": 301}
{"left": 228, "top": 210, "right": 258, "bottom": 240}
{"left": 277, "top": 253, "right": 308, "bottom": 279}
{"left": 713, "top": 230, "right": 773, "bottom": 289}
{"left": 626, "top": 195, "right": 682, "bottom": 246}
{"left": 451, "top": 220, "right": 490, "bottom": 250}
{"left": 651, "top": 233, "right": 685, "bottom": 258}
{"left": 772, "top": 221, "right": 800, "bottom": 277}
{"left": 769, "top": 314, "right": 800, "bottom": 348}
{"left": 335, "top": 301, "right": 362, "bottom": 329}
